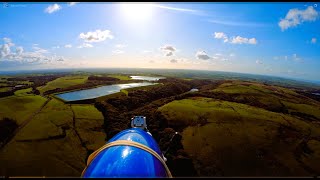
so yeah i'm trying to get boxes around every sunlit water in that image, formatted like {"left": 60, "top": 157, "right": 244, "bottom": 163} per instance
{"left": 56, "top": 82, "right": 156, "bottom": 101}
{"left": 56, "top": 76, "right": 165, "bottom": 102}
{"left": 130, "top": 76, "right": 165, "bottom": 81}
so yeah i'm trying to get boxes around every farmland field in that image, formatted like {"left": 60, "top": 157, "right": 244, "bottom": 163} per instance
{"left": 37, "top": 75, "right": 88, "bottom": 94}
{"left": 0, "top": 88, "right": 47, "bottom": 124}
{"left": 158, "top": 97, "right": 320, "bottom": 176}
{"left": 0, "top": 97, "right": 104, "bottom": 176}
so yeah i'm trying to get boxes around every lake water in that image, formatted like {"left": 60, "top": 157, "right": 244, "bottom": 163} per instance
{"left": 189, "top": 88, "right": 199, "bottom": 92}
{"left": 312, "top": 93, "right": 320, "bottom": 96}
{"left": 130, "top": 76, "right": 165, "bottom": 81}
{"left": 56, "top": 82, "right": 156, "bottom": 102}
{"left": 56, "top": 76, "right": 165, "bottom": 102}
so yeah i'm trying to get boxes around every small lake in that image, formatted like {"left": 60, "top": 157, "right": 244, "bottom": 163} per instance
{"left": 189, "top": 88, "right": 199, "bottom": 92}
{"left": 130, "top": 76, "right": 165, "bottom": 81}
{"left": 56, "top": 82, "right": 156, "bottom": 102}
{"left": 312, "top": 93, "right": 320, "bottom": 96}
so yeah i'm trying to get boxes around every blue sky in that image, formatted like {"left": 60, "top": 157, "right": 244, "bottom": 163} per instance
{"left": 0, "top": 2, "right": 319, "bottom": 81}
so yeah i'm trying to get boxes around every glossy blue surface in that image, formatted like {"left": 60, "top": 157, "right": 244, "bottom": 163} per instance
{"left": 82, "top": 128, "right": 168, "bottom": 178}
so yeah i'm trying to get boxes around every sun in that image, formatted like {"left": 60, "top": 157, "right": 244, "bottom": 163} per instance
{"left": 120, "top": 3, "right": 154, "bottom": 22}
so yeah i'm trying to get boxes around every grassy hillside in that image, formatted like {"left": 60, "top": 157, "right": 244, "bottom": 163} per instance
{"left": 158, "top": 97, "right": 320, "bottom": 176}
{"left": 0, "top": 96, "right": 105, "bottom": 177}
{"left": 209, "top": 81, "right": 320, "bottom": 121}
{"left": 72, "top": 104, "right": 105, "bottom": 151}
{"left": 0, "top": 88, "right": 47, "bottom": 124}
{"left": 37, "top": 75, "right": 88, "bottom": 94}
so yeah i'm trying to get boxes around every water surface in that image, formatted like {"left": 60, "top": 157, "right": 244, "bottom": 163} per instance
{"left": 56, "top": 82, "right": 156, "bottom": 102}
{"left": 130, "top": 76, "right": 165, "bottom": 81}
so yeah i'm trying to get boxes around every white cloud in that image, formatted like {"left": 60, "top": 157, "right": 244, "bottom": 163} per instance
{"left": 64, "top": 44, "right": 72, "bottom": 48}
{"left": 214, "top": 32, "right": 229, "bottom": 43}
{"left": 44, "top": 4, "right": 62, "bottom": 14}
{"left": 311, "top": 38, "right": 317, "bottom": 43}
{"left": 33, "top": 46, "right": 48, "bottom": 54}
{"left": 248, "top": 38, "right": 257, "bottom": 44}
{"left": 56, "top": 57, "right": 65, "bottom": 61}
{"left": 214, "top": 32, "right": 257, "bottom": 45}
{"left": 229, "top": 53, "right": 235, "bottom": 57}
{"left": 279, "top": 6, "right": 319, "bottom": 31}
{"left": 16, "top": 47, "right": 23, "bottom": 55}
{"left": 230, "top": 36, "right": 257, "bottom": 45}
{"left": 79, "top": 29, "right": 114, "bottom": 43}
{"left": 256, "top": 60, "right": 263, "bottom": 64}
{"left": 112, "top": 50, "right": 124, "bottom": 54}
{"left": 160, "top": 45, "right": 176, "bottom": 57}
{"left": 195, "top": 50, "right": 211, "bottom": 60}
{"left": 68, "top": 2, "right": 79, "bottom": 6}
{"left": 214, "top": 32, "right": 227, "bottom": 39}
{"left": 0, "top": 44, "right": 10, "bottom": 58}
{"left": 165, "top": 51, "right": 173, "bottom": 56}
{"left": 115, "top": 44, "right": 127, "bottom": 48}
{"left": 3, "top": 38, "right": 14, "bottom": 47}
{"left": 170, "top": 59, "right": 178, "bottom": 63}
{"left": 160, "top": 45, "right": 176, "bottom": 52}
{"left": 52, "top": 46, "right": 60, "bottom": 49}
{"left": 0, "top": 39, "right": 66, "bottom": 64}
{"left": 77, "top": 43, "right": 93, "bottom": 48}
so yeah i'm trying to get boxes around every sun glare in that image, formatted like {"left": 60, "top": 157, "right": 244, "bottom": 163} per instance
{"left": 120, "top": 3, "right": 154, "bottom": 22}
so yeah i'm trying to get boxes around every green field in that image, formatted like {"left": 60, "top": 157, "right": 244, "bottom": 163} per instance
{"left": 212, "top": 81, "right": 299, "bottom": 96}
{"left": 0, "top": 97, "right": 105, "bottom": 176}
{"left": 0, "top": 88, "right": 47, "bottom": 125}
{"left": 72, "top": 105, "right": 104, "bottom": 120}
{"left": 0, "top": 87, "right": 11, "bottom": 92}
{"left": 107, "top": 74, "right": 132, "bottom": 80}
{"left": 158, "top": 97, "right": 320, "bottom": 176}
{"left": 15, "top": 98, "right": 73, "bottom": 140}
{"left": 37, "top": 75, "right": 88, "bottom": 94}
{"left": 211, "top": 81, "right": 320, "bottom": 121}
{"left": 72, "top": 104, "right": 105, "bottom": 151}
{"left": 120, "top": 89, "right": 129, "bottom": 96}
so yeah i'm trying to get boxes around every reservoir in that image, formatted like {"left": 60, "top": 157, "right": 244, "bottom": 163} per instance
{"left": 130, "top": 76, "right": 165, "bottom": 81}
{"left": 55, "top": 76, "right": 164, "bottom": 102}
{"left": 56, "top": 82, "right": 156, "bottom": 102}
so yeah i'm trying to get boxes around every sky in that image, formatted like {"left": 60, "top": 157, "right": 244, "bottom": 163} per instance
{"left": 0, "top": 2, "right": 319, "bottom": 81}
